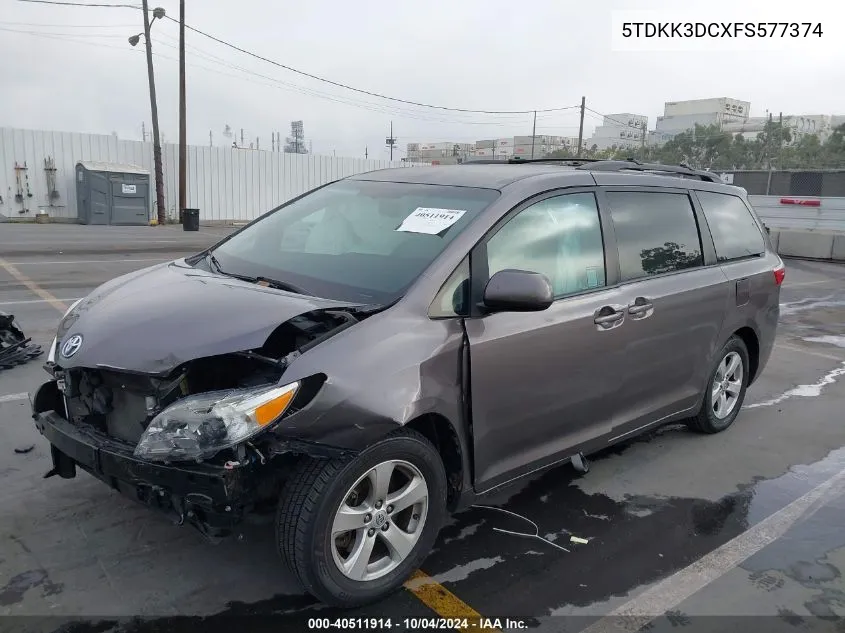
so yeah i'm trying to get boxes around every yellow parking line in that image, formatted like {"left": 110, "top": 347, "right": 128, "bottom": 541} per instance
{"left": 0, "top": 257, "right": 67, "bottom": 314}
{"left": 405, "top": 569, "right": 500, "bottom": 632}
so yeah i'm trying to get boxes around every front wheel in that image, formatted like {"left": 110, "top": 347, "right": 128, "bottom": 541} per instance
{"left": 276, "top": 429, "right": 447, "bottom": 607}
{"left": 687, "top": 336, "right": 750, "bottom": 434}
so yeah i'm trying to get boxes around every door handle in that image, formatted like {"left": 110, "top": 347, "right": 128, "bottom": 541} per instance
{"left": 628, "top": 297, "right": 654, "bottom": 319}
{"left": 594, "top": 305, "right": 625, "bottom": 330}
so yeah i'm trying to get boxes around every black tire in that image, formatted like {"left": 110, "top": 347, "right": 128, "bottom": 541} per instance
{"left": 276, "top": 428, "right": 448, "bottom": 607}
{"left": 687, "top": 336, "right": 750, "bottom": 434}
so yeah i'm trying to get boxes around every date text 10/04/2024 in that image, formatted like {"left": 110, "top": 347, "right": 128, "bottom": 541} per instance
{"left": 308, "top": 618, "right": 528, "bottom": 630}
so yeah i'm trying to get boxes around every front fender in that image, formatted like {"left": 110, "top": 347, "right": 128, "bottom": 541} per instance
{"left": 269, "top": 310, "right": 466, "bottom": 452}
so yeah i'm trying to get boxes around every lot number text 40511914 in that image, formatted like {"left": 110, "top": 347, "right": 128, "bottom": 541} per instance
{"left": 308, "top": 618, "right": 528, "bottom": 630}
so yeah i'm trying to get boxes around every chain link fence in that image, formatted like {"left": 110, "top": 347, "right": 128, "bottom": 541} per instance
{"left": 717, "top": 169, "right": 845, "bottom": 196}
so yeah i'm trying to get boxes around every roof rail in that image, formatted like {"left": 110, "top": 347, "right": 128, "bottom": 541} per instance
{"left": 576, "top": 159, "right": 722, "bottom": 183}
{"left": 461, "top": 158, "right": 600, "bottom": 165}
{"left": 507, "top": 157, "right": 602, "bottom": 165}
{"left": 462, "top": 157, "right": 724, "bottom": 183}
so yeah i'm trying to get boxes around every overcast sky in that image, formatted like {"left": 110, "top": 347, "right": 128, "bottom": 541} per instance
{"left": 2, "top": 0, "right": 843, "bottom": 158}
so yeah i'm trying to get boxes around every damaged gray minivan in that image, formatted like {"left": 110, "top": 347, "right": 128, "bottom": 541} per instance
{"left": 32, "top": 160, "right": 783, "bottom": 606}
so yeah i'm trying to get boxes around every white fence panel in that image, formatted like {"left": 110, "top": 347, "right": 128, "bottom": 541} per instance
{"left": 0, "top": 127, "right": 424, "bottom": 223}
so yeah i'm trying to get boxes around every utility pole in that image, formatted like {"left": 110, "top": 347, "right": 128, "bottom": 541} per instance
{"left": 386, "top": 121, "right": 397, "bottom": 161}
{"left": 240, "top": 128, "right": 244, "bottom": 147}
{"left": 531, "top": 110, "right": 537, "bottom": 159}
{"left": 576, "top": 96, "right": 586, "bottom": 158}
{"left": 779, "top": 111, "right": 784, "bottom": 170}
{"left": 271, "top": 134, "right": 275, "bottom": 152}
{"left": 142, "top": 0, "right": 165, "bottom": 225}
{"left": 641, "top": 121, "right": 646, "bottom": 156}
{"left": 365, "top": 146, "right": 368, "bottom": 159}
{"left": 209, "top": 130, "right": 212, "bottom": 146}
{"left": 141, "top": 121, "right": 146, "bottom": 142}
{"left": 178, "top": 0, "right": 186, "bottom": 223}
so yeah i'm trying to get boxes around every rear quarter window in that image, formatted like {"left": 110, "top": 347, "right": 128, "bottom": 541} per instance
{"left": 696, "top": 191, "right": 765, "bottom": 262}
{"left": 606, "top": 191, "right": 703, "bottom": 282}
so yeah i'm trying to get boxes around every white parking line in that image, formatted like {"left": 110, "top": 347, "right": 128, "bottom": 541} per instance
{"left": 0, "top": 297, "right": 82, "bottom": 307}
{"left": 784, "top": 279, "right": 835, "bottom": 288}
{"left": 0, "top": 392, "right": 29, "bottom": 404}
{"left": 6, "top": 258, "right": 168, "bottom": 266}
{"left": 579, "top": 464, "right": 845, "bottom": 632}
{"left": 775, "top": 342, "right": 845, "bottom": 361}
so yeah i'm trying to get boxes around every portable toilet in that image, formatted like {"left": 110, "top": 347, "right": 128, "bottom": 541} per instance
{"left": 75, "top": 161, "right": 151, "bottom": 225}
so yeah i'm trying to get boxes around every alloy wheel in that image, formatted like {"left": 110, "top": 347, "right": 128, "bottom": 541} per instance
{"left": 711, "top": 351, "right": 744, "bottom": 419}
{"left": 330, "top": 459, "right": 429, "bottom": 582}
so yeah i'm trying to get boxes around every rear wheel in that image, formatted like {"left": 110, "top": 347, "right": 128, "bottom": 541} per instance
{"left": 276, "top": 429, "right": 447, "bottom": 607}
{"left": 687, "top": 336, "right": 749, "bottom": 434}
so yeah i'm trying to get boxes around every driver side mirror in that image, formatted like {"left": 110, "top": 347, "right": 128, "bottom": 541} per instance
{"left": 482, "top": 269, "right": 553, "bottom": 313}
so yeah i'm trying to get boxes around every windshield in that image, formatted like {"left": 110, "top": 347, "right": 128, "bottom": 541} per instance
{"left": 207, "top": 179, "right": 498, "bottom": 303}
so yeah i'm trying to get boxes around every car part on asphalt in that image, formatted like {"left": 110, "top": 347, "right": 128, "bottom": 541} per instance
{"left": 31, "top": 160, "right": 783, "bottom": 607}
{"left": 0, "top": 312, "right": 42, "bottom": 370}
{"left": 571, "top": 452, "right": 590, "bottom": 473}
{"left": 472, "top": 505, "right": 570, "bottom": 553}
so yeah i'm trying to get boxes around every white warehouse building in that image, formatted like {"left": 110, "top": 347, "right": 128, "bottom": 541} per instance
{"left": 588, "top": 113, "right": 648, "bottom": 151}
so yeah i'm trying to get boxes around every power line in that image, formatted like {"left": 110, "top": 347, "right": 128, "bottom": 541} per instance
{"left": 585, "top": 107, "right": 632, "bottom": 129}
{"left": 15, "top": 0, "right": 580, "bottom": 116}
{"left": 16, "top": 0, "right": 140, "bottom": 7}
{"left": 0, "top": 26, "right": 130, "bottom": 37}
{"left": 0, "top": 20, "right": 137, "bottom": 27}
{"left": 163, "top": 15, "right": 579, "bottom": 115}
{"left": 150, "top": 36, "right": 543, "bottom": 126}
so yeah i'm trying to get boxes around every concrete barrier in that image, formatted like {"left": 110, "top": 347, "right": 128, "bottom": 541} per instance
{"left": 833, "top": 235, "right": 845, "bottom": 261}
{"left": 776, "top": 231, "right": 835, "bottom": 260}
{"left": 751, "top": 195, "right": 845, "bottom": 262}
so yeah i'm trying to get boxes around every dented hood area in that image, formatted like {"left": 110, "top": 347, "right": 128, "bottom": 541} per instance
{"left": 57, "top": 259, "right": 363, "bottom": 375}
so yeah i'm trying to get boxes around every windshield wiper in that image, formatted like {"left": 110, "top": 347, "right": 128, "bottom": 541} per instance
{"left": 205, "top": 251, "right": 223, "bottom": 273}
{"left": 205, "top": 251, "right": 310, "bottom": 295}
{"left": 252, "top": 276, "right": 312, "bottom": 296}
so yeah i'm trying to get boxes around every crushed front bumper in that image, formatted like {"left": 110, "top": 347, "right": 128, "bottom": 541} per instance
{"left": 33, "top": 407, "right": 259, "bottom": 539}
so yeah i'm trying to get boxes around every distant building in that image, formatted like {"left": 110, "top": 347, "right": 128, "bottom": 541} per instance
{"left": 651, "top": 98, "right": 750, "bottom": 146}
{"left": 588, "top": 113, "right": 648, "bottom": 151}
{"left": 406, "top": 141, "right": 475, "bottom": 163}
{"left": 511, "top": 135, "right": 584, "bottom": 158}
{"left": 472, "top": 138, "right": 513, "bottom": 159}
{"left": 721, "top": 114, "right": 834, "bottom": 144}
{"left": 655, "top": 97, "right": 750, "bottom": 135}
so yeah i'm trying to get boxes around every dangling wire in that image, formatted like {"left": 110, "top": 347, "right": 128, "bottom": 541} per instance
{"left": 472, "top": 504, "right": 570, "bottom": 553}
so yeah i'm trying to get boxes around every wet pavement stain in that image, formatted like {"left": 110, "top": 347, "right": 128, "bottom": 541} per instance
{"left": 0, "top": 569, "right": 64, "bottom": 606}
{"left": 16, "top": 438, "right": 845, "bottom": 632}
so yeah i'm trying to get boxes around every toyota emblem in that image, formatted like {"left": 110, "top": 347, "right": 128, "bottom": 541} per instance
{"left": 60, "top": 334, "right": 84, "bottom": 359}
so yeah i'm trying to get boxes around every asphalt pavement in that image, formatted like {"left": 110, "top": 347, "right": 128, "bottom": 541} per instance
{"left": 1, "top": 224, "right": 845, "bottom": 632}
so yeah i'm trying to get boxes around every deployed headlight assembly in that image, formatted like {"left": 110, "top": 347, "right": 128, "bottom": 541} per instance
{"left": 134, "top": 381, "right": 299, "bottom": 462}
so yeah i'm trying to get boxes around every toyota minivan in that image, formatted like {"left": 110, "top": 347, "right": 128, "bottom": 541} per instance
{"left": 32, "top": 159, "right": 784, "bottom": 606}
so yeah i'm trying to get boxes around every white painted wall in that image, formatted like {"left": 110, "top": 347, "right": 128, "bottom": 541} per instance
{"left": 0, "top": 127, "right": 420, "bottom": 223}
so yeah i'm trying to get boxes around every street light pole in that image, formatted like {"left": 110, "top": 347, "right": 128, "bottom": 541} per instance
{"left": 140, "top": 1, "right": 166, "bottom": 225}
{"left": 178, "top": 0, "right": 186, "bottom": 223}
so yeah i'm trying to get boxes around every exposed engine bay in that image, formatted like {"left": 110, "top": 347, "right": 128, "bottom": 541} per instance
{"left": 51, "top": 307, "right": 360, "bottom": 450}
{"left": 33, "top": 306, "right": 371, "bottom": 539}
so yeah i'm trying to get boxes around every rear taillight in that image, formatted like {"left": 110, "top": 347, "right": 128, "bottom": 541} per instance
{"left": 774, "top": 264, "right": 786, "bottom": 286}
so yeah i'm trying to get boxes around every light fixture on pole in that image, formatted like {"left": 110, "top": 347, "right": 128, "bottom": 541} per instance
{"left": 129, "top": 3, "right": 167, "bottom": 226}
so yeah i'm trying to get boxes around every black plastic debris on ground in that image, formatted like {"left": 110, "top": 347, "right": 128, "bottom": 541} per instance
{"left": 0, "top": 312, "right": 43, "bottom": 371}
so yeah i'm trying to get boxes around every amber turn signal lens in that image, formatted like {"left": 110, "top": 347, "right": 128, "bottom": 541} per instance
{"left": 254, "top": 389, "right": 296, "bottom": 426}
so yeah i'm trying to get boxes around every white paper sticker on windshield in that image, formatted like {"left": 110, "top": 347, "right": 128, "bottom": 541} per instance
{"left": 395, "top": 207, "right": 467, "bottom": 235}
